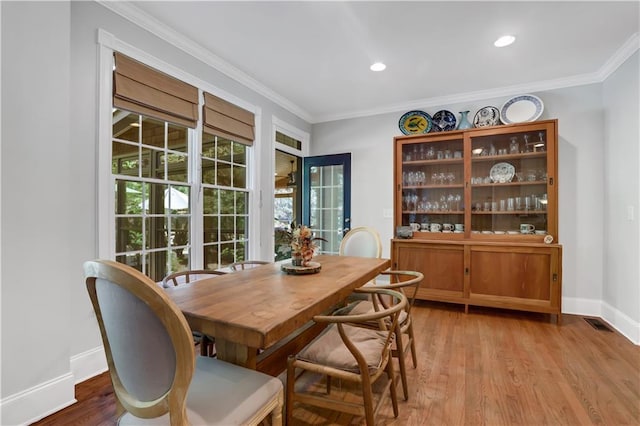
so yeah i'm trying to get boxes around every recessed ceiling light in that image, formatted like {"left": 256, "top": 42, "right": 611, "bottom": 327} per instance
{"left": 370, "top": 62, "right": 386, "bottom": 72}
{"left": 494, "top": 35, "right": 515, "bottom": 47}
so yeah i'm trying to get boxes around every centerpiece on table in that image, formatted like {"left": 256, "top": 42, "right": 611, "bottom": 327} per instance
{"left": 282, "top": 224, "right": 326, "bottom": 274}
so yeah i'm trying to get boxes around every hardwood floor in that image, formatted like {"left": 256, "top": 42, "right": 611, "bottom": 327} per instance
{"left": 32, "top": 302, "right": 639, "bottom": 425}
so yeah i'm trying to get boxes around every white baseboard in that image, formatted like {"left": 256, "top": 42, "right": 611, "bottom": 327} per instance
{"left": 71, "top": 345, "right": 108, "bottom": 384}
{"left": 561, "top": 295, "right": 603, "bottom": 316}
{"left": 601, "top": 302, "right": 640, "bottom": 345}
{"left": 0, "top": 346, "right": 107, "bottom": 425}
{"left": 562, "top": 296, "right": 640, "bottom": 345}
{"left": 1, "top": 373, "right": 75, "bottom": 426}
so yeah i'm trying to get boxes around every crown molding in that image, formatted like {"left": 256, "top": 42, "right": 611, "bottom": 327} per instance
{"left": 314, "top": 71, "right": 603, "bottom": 123}
{"left": 96, "top": 1, "right": 313, "bottom": 123}
{"left": 96, "top": 2, "right": 638, "bottom": 125}
{"left": 596, "top": 32, "right": 639, "bottom": 81}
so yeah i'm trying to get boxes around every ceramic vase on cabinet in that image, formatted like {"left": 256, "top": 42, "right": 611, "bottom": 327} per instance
{"left": 456, "top": 111, "right": 472, "bottom": 130}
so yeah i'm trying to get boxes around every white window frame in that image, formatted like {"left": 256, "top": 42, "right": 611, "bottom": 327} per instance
{"left": 266, "top": 116, "right": 310, "bottom": 260}
{"left": 97, "top": 29, "right": 261, "bottom": 270}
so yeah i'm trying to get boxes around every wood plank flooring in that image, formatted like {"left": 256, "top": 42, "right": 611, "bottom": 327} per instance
{"left": 31, "top": 302, "right": 639, "bottom": 425}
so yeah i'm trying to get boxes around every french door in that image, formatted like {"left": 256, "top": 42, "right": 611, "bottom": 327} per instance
{"left": 302, "top": 153, "right": 351, "bottom": 255}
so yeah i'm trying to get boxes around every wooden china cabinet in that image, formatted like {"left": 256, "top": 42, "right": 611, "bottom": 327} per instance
{"left": 392, "top": 119, "right": 562, "bottom": 322}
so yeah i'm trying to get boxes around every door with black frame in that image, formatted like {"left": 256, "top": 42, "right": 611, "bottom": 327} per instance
{"left": 302, "top": 153, "right": 352, "bottom": 255}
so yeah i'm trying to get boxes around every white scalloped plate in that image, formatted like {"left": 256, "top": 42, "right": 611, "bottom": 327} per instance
{"left": 500, "top": 94, "right": 544, "bottom": 124}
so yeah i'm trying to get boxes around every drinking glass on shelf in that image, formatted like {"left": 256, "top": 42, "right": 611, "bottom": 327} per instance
{"left": 426, "top": 146, "right": 435, "bottom": 159}
{"left": 509, "top": 136, "right": 519, "bottom": 154}
{"left": 523, "top": 134, "right": 531, "bottom": 152}
{"left": 446, "top": 172, "right": 455, "bottom": 184}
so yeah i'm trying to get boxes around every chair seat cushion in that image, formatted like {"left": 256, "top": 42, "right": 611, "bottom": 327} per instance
{"left": 296, "top": 323, "right": 387, "bottom": 374}
{"left": 118, "top": 357, "right": 282, "bottom": 425}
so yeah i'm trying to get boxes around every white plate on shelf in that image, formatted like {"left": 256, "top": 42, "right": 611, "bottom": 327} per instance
{"left": 489, "top": 162, "right": 515, "bottom": 183}
{"left": 500, "top": 94, "right": 544, "bottom": 124}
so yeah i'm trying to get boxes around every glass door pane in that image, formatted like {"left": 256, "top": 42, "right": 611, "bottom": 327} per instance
{"left": 470, "top": 127, "right": 549, "bottom": 236}
{"left": 400, "top": 136, "right": 465, "bottom": 236}
{"left": 303, "top": 153, "right": 351, "bottom": 255}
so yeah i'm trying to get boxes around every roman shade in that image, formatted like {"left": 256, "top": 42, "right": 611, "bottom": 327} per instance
{"left": 113, "top": 52, "right": 199, "bottom": 128}
{"left": 203, "top": 92, "right": 255, "bottom": 146}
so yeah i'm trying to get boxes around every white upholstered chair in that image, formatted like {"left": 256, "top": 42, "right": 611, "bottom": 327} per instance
{"left": 286, "top": 287, "right": 407, "bottom": 425}
{"left": 85, "top": 260, "right": 283, "bottom": 425}
{"left": 339, "top": 226, "right": 383, "bottom": 258}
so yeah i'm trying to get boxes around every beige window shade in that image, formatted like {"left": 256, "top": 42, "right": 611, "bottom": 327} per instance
{"left": 203, "top": 92, "right": 255, "bottom": 146}
{"left": 113, "top": 52, "right": 199, "bottom": 128}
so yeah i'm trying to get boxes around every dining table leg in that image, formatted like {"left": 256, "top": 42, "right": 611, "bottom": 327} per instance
{"left": 214, "top": 338, "right": 258, "bottom": 369}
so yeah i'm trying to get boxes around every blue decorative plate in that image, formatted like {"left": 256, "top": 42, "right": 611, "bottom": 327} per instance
{"left": 500, "top": 94, "right": 544, "bottom": 124}
{"left": 431, "top": 110, "right": 456, "bottom": 132}
{"left": 399, "top": 110, "right": 432, "bottom": 135}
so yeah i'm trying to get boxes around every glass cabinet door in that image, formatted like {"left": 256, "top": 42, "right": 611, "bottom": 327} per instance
{"left": 400, "top": 135, "right": 465, "bottom": 236}
{"left": 469, "top": 124, "right": 552, "bottom": 238}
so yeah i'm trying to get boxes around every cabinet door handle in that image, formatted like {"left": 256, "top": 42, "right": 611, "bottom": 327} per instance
{"left": 549, "top": 177, "right": 554, "bottom": 185}
{"left": 465, "top": 267, "right": 469, "bottom": 275}
{"left": 553, "top": 273, "right": 558, "bottom": 282}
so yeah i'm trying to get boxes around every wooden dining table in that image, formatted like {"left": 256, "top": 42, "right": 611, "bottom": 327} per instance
{"left": 164, "top": 254, "right": 390, "bottom": 375}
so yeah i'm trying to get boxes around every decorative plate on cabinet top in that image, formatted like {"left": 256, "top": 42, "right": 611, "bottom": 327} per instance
{"left": 431, "top": 110, "right": 456, "bottom": 132}
{"left": 398, "top": 110, "right": 432, "bottom": 135}
{"left": 489, "top": 162, "right": 515, "bottom": 183}
{"left": 500, "top": 94, "right": 544, "bottom": 124}
{"left": 473, "top": 106, "right": 500, "bottom": 127}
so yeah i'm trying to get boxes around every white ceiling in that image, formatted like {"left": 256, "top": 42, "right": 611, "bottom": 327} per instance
{"left": 116, "top": 1, "right": 639, "bottom": 123}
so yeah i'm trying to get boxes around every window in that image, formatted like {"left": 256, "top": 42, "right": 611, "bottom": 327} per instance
{"left": 112, "top": 110, "right": 192, "bottom": 282}
{"left": 109, "top": 52, "right": 256, "bottom": 281}
{"left": 201, "top": 132, "right": 249, "bottom": 268}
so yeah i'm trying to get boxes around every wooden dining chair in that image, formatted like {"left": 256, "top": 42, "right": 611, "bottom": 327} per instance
{"left": 162, "top": 269, "right": 226, "bottom": 287}
{"left": 286, "top": 287, "right": 407, "bottom": 425}
{"left": 162, "top": 269, "right": 227, "bottom": 357}
{"left": 339, "top": 226, "right": 383, "bottom": 258}
{"left": 348, "top": 270, "right": 424, "bottom": 401}
{"left": 84, "top": 260, "right": 283, "bottom": 426}
{"left": 229, "top": 260, "right": 271, "bottom": 271}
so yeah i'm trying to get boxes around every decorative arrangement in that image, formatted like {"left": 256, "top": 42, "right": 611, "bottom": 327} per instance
{"left": 397, "top": 94, "right": 544, "bottom": 135}
{"left": 281, "top": 224, "right": 327, "bottom": 274}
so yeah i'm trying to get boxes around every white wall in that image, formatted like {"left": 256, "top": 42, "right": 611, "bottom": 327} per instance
{"left": 603, "top": 51, "right": 640, "bottom": 342}
{"left": 1, "top": 2, "right": 75, "bottom": 424}
{"left": 312, "top": 82, "right": 639, "bottom": 340}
